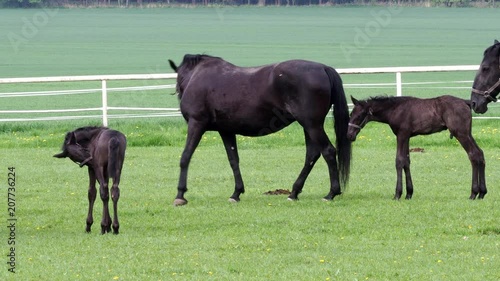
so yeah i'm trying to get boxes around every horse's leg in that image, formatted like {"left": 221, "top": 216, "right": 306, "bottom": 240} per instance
{"left": 477, "top": 145, "right": 487, "bottom": 199}
{"left": 175, "top": 120, "right": 206, "bottom": 206}
{"left": 305, "top": 126, "right": 341, "bottom": 201}
{"left": 219, "top": 132, "right": 245, "bottom": 203}
{"left": 395, "top": 136, "right": 412, "bottom": 200}
{"left": 95, "top": 167, "right": 111, "bottom": 234}
{"left": 453, "top": 133, "right": 486, "bottom": 199}
{"left": 111, "top": 173, "right": 121, "bottom": 234}
{"left": 403, "top": 154, "right": 414, "bottom": 200}
{"left": 86, "top": 168, "right": 97, "bottom": 233}
{"left": 288, "top": 130, "right": 321, "bottom": 200}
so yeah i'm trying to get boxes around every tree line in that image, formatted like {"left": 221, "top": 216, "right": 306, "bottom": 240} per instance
{"left": 1, "top": 0, "right": 497, "bottom": 8}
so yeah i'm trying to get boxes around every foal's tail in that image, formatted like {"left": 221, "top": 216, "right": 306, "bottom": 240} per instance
{"left": 108, "top": 134, "right": 126, "bottom": 181}
{"left": 325, "top": 66, "right": 352, "bottom": 186}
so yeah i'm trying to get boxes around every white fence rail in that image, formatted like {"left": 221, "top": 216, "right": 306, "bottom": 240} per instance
{"left": 0, "top": 65, "right": 479, "bottom": 125}
{"left": 0, "top": 73, "right": 178, "bottom": 126}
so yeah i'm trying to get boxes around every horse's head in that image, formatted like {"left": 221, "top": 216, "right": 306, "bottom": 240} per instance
{"left": 471, "top": 40, "right": 500, "bottom": 114}
{"left": 53, "top": 129, "right": 93, "bottom": 167}
{"left": 347, "top": 96, "right": 372, "bottom": 141}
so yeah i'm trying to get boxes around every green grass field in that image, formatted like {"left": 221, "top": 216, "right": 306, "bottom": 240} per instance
{"left": 1, "top": 6, "right": 500, "bottom": 280}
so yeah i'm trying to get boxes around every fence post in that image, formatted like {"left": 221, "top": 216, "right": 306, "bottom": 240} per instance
{"left": 101, "top": 79, "right": 108, "bottom": 126}
{"left": 396, "top": 72, "right": 402, "bottom": 96}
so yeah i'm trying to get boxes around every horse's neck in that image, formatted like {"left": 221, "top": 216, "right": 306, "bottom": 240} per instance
{"left": 370, "top": 102, "right": 400, "bottom": 124}
{"left": 78, "top": 128, "right": 103, "bottom": 143}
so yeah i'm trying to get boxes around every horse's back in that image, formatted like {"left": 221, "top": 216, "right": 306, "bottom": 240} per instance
{"left": 179, "top": 57, "right": 336, "bottom": 135}
{"left": 272, "top": 60, "right": 331, "bottom": 88}
{"left": 396, "top": 95, "right": 472, "bottom": 135}
{"left": 93, "top": 129, "right": 126, "bottom": 167}
{"left": 436, "top": 95, "right": 471, "bottom": 110}
{"left": 102, "top": 129, "right": 126, "bottom": 155}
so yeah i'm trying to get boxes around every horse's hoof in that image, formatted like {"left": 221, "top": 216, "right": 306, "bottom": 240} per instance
{"left": 228, "top": 198, "right": 239, "bottom": 203}
{"left": 173, "top": 199, "right": 188, "bottom": 206}
{"left": 322, "top": 198, "right": 332, "bottom": 202}
{"left": 287, "top": 197, "right": 297, "bottom": 201}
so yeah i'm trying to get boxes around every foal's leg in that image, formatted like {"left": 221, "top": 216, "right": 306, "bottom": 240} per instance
{"left": 453, "top": 133, "right": 486, "bottom": 199}
{"left": 110, "top": 173, "right": 121, "bottom": 234}
{"left": 175, "top": 120, "right": 206, "bottom": 206}
{"left": 219, "top": 132, "right": 245, "bottom": 203}
{"left": 288, "top": 130, "right": 321, "bottom": 200}
{"left": 305, "top": 126, "right": 341, "bottom": 201}
{"left": 95, "top": 167, "right": 111, "bottom": 234}
{"left": 86, "top": 168, "right": 97, "bottom": 233}
{"left": 395, "top": 136, "right": 413, "bottom": 200}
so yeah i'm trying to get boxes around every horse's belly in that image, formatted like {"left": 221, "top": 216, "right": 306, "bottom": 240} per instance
{"left": 211, "top": 111, "right": 295, "bottom": 137}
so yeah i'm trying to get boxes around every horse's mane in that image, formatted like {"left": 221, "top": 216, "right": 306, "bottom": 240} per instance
{"left": 73, "top": 126, "right": 106, "bottom": 133}
{"left": 68, "top": 126, "right": 107, "bottom": 147}
{"left": 365, "top": 95, "right": 414, "bottom": 106}
{"left": 180, "top": 54, "right": 221, "bottom": 69}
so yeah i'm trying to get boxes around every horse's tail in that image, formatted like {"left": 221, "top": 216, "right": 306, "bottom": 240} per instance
{"left": 325, "top": 66, "right": 352, "bottom": 186}
{"left": 108, "top": 134, "right": 125, "bottom": 180}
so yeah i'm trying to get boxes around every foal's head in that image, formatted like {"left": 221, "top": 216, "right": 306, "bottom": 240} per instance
{"left": 347, "top": 96, "right": 372, "bottom": 141}
{"left": 53, "top": 127, "right": 103, "bottom": 167}
{"left": 471, "top": 40, "right": 500, "bottom": 114}
{"left": 53, "top": 131, "right": 91, "bottom": 166}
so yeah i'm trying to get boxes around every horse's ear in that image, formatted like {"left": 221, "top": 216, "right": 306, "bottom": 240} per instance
{"left": 168, "top": 59, "right": 178, "bottom": 73}
{"left": 351, "top": 96, "right": 359, "bottom": 105}
{"left": 495, "top": 39, "right": 499, "bottom": 44}
{"left": 67, "top": 132, "right": 78, "bottom": 145}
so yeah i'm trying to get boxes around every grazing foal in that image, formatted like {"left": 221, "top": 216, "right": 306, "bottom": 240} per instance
{"left": 347, "top": 95, "right": 486, "bottom": 200}
{"left": 54, "top": 126, "right": 126, "bottom": 234}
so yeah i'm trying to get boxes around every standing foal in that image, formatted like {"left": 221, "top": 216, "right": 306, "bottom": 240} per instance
{"left": 54, "top": 126, "right": 126, "bottom": 234}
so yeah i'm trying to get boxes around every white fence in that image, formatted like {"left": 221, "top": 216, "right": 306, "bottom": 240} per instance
{"left": 0, "top": 65, "right": 479, "bottom": 126}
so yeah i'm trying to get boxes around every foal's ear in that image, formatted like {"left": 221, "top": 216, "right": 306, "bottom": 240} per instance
{"left": 351, "top": 96, "right": 359, "bottom": 105}
{"left": 66, "top": 132, "right": 78, "bottom": 145}
{"left": 495, "top": 39, "right": 499, "bottom": 45}
{"left": 168, "top": 59, "right": 178, "bottom": 73}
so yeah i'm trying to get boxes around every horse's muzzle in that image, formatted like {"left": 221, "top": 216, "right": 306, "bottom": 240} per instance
{"left": 471, "top": 101, "right": 488, "bottom": 114}
{"left": 346, "top": 130, "right": 357, "bottom": 142}
{"left": 53, "top": 151, "right": 68, "bottom": 158}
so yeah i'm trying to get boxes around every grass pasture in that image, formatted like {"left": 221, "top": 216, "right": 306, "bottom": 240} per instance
{"left": 1, "top": 6, "right": 500, "bottom": 280}
{"left": 7, "top": 126, "right": 500, "bottom": 280}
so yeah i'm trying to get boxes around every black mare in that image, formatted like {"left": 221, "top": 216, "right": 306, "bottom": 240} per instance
{"left": 54, "top": 126, "right": 126, "bottom": 234}
{"left": 471, "top": 40, "right": 500, "bottom": 114}
{"left": 347, "top": 95, "right": 486, "bottom": 200}
{"left": 168, "top": 54, "right": 352, "bottom": 205}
